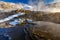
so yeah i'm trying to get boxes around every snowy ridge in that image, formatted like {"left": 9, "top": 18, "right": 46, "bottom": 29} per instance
{"left": 0, "top": 1, "right": 33, "bottom": 12}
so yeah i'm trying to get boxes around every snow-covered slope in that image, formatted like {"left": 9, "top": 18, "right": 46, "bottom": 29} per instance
{"left": 0, "top": 1, "right": 33, "bottom": 12}
{"left": 0, "top": 1, "right": 33, "bottom": 26}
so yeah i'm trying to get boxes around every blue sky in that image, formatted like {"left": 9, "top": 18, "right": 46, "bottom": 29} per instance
{"left": 43, "top": 0, "right": 53, "bottom": 4}
{"left": 1, "top": 0, "right": 53, "bottom": 4}
{"left": 2, "top": 0, "right": 28, "bottom": 3}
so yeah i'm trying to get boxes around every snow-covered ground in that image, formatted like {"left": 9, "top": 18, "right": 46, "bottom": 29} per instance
{"left": 0, "top": 1, "right": 33, "bottom": 12}
{"left": 0, "top": 12, "right": 25, "bottom": 23}
{"left": 0, "top": 1, "right": 34, "bottom": 26}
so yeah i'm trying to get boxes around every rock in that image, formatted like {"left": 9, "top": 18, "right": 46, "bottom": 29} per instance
{"left": 25, "top": 21, "right": 60, "bottom": 40}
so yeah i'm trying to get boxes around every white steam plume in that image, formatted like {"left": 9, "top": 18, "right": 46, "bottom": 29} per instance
{"left": 29, "top": 0, "right": 60, "bottom": 13}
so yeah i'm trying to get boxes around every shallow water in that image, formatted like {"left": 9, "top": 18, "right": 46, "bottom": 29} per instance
{"left": 0, "top": 26, "right": 26, "bottom": 40}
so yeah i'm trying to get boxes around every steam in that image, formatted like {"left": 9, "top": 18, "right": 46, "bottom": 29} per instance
{"left": 29, "top": 0, "right": 60, "bottom": 13}
{"left": 53, "top": 0, "right": 60, "bottom": 3}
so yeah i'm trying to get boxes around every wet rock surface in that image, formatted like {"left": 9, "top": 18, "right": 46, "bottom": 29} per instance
{"left": 28, "top": 21, "right": 60, "bottom": 40}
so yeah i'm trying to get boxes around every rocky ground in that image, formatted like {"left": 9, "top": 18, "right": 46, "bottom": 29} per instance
{"left": 0, "top": 9, "right": 60, "bottom": 40}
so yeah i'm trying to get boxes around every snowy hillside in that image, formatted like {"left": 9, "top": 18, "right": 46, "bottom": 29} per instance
{"left": 0, "top": 1, "right": 33, "bottom": 12}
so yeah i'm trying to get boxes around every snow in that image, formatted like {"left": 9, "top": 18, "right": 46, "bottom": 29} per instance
{"left": 0, "top": 12, "right": 25, "bottom": 23}
{"left": 0, "top": 1, "right": 33, "bottom": 24}
{"left": 0, "top": 1, "right": 33, "bottom": 12}
{"left": 9, "top": 20, "right": 19, "bottom": 25}
{"left": 22, "top": 4, "right": 33, "bottom": 10}
{"left": 9, "top": 18, "right": 25, "bottom": 26}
